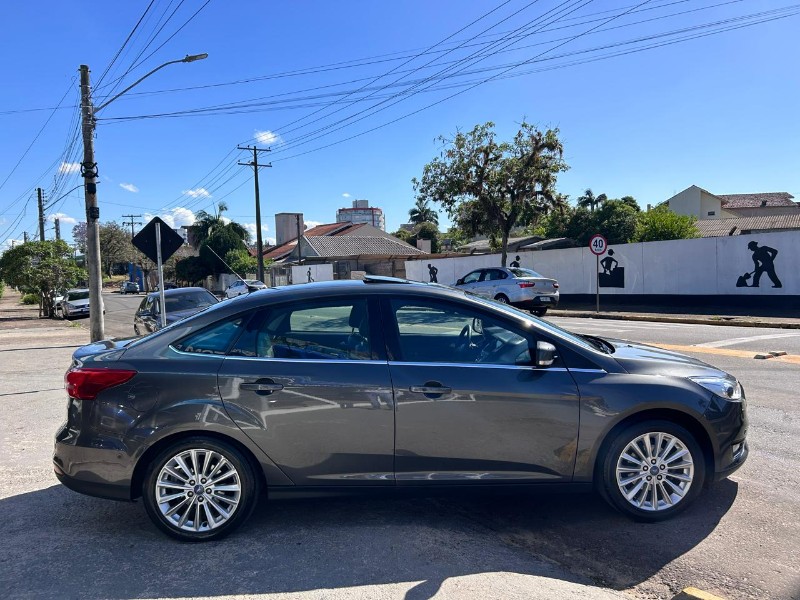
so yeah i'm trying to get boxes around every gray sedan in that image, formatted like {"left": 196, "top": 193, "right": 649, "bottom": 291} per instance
{"left": 55, "top": 277, "right": 747, "bottom": 541}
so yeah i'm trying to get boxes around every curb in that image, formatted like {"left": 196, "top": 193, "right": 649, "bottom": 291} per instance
{"left": 547, "top": 311, "right": 800, "bottom": 329}
{"left": 672, "top": 587, "right": 726, "bottom": 600}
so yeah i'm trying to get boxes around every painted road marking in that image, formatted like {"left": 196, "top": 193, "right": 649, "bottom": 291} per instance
{"left": 694, "top": 332, "right": 800, "bottom": 348}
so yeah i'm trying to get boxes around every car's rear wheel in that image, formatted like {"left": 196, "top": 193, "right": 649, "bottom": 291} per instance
{"left": 142, "top": 437, "right": 259, "bottom": 541}
{"left": 494, "top": 294, "right": 509, "bottom": 304}
{"left": 599, "top": 420, "right": 705, "bottom": 521}
{"left": 532, "top": 308, "right": 548, "bottom": 317}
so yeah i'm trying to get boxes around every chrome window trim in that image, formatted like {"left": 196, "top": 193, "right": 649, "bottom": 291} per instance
{"left": 387, "top": 361, "right": 605, "bottom": 373}
{"left": 223, "top": 355, "right": 388, "bottom": 365}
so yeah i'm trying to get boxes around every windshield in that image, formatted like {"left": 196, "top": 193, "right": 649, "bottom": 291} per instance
{"left": 466, "top": 293, "right": 599, "bottom": 353}
{"left": 508, "top": 267, "right": 543, "bottom": 278}
{"left": 163, "top": 290, "right": 218, "bottom": 313}
{"left": 67, "top": 291, "right": 90, "bottom": 301}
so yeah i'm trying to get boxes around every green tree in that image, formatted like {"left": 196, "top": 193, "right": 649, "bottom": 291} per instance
{"left": 98, "top": 221, "right": 131, "bottom": 276}
{"left": 408, "top": 222, "right": 441, "bottom": 253}
{"left": 225, "top": 248, "right": 259, "bottom": 278}
{"left": 617, "top": 195, "right": 640, "bottom": 211}
{"left": 414, "top": 121, "right": 568, "bottom": 266}
{"left": 72, "top": 222, "right": 87, "bottom": 253}
{"left": 577, "top": 188, "right": 607, "bottom": 212}
{"left": 191, "top": 202, "right": 250, "bottom": 249}
{"left": 0, "top": 240, "right": 86, "bottom": 317}
{"left": 175, "top": 256, "right": 210, "bottom": 286}
{"left": 594, "top": 200, "right": 639, "bottom": 244}
{"left": 633, "top": 205, "right": 699, "bottom": 242}
{"left": 200, "top": 227, "right": 249, "bottom": 277}
{"left": 392, "top": 228, "right": 412, "bottom": 243}
{"left": 408, "top": 197, "right": 438, "bottom": 226}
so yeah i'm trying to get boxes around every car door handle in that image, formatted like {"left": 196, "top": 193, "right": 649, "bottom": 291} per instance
{"left": 240, "top": 382, "right": 284, "bottom": 393}
{"left": 409, "top": 385, "right": 452, "bottom": 394}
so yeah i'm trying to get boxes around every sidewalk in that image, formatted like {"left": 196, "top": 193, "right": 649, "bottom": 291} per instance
{"left": 0, "top": 289, "right": 89, "bottom": 348}
{"left": 549, "top": 303, "right": 800, "bottom": 329}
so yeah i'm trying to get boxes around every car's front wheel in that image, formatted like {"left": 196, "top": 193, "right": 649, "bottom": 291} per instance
{"left": 599, "top": 420, "right": 705, "bottom": 521}
{"left": 494, "top": 294, "right": 509, "bottom": 304}
{"left": 142, "top": 437, "right": 259, "bottom": 541}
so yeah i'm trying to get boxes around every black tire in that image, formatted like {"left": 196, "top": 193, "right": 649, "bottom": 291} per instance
{"left": 532, "top": 308, "right": 548, "bottom": 317}
{"left": 142, "top": 437, "right": 259, "bottom": 542}
{"left": 598, "top": 420, "right": 705, "bottom": 522}
{"left": 494, "top": 294, "right": 509, "bottom": 304}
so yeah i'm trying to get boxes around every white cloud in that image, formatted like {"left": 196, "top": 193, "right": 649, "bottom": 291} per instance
{"left": 48, "top": 212, "right": 78, "bottom": 225}
{"left": 342, "top": 193, "right": 351, "bottom": 198}
{"left": 254, "top": 130, "right": 282, "bottom": 145}
{"left": 142, "top": 207, "right": 196, "bottom": 229}
{"left": 1, "top": 238, "right": 24, "bottom": 251}
{"left": 120, "top": 183, "right": 139, "bottom": 193}
{"left": 182, "top": 188, "right": 211, "bottom": 199}
{"left": 304, "top": 220, "right": 322, "bottom": 231}
{"left": 59, "top": 162, "right": 81, "bottom": 174}
{"left": 242, "top": 222, "right": 271, "bottom": 241}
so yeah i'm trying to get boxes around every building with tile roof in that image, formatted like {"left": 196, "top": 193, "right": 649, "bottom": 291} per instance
{"left": 666, "top": 185, "right": 798, "bottom": 226}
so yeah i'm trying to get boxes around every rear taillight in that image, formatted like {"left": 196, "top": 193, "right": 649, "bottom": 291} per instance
{"left": 518, "top": 282, "right": 536, "bottom": 288}
{"left": 553, "top": 282, "right": 559, "bottom": 289}
{"left": 65, "top": 368, "right": 137, "bottom": 400}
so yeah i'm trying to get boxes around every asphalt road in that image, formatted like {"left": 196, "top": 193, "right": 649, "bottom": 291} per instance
{"left": 5, "top": 296, "right": 799, "bottom": 599}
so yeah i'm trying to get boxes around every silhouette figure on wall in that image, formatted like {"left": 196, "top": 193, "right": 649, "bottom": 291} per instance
{"left": 736, "top": 241, "right": 782, "bottom": 288}
{"left": 428, "top": 264, "right": 438, "bottom": 283}
{"left": 510, "top": 255, "right": 521, "bottom": 268}
{"left": 307, "top": 268, "right": 314, "bottom": 283}
{"left": 599, "top": 249, "right": 625, "bottom": 288}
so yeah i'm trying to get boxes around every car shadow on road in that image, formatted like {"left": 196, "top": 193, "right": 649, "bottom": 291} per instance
{"left": 0, "top": 482, "right": 737, "bottom": 599}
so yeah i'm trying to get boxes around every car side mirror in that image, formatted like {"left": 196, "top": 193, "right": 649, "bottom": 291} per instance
{"left": 534, "top": 341, "right": 557, "bottom": 368}
{"left": 456, "top": 278, "right": 464, "bottom": 285}
{"left": 138, "top": 310, "right": 153, "bottom": 318}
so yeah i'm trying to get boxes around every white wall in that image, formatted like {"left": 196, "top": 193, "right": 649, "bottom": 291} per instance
{"left": 291, "top": 263, "right": 334, "bottom": 284}
{"left": 405, "top": 231, "right": 800, "bottom": 296}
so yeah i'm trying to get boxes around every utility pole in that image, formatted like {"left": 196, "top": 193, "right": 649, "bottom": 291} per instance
{"left": 80, "top": 64, "right": 104, "bottom": 342}
{"left": 237, "top": 145, "right": 271, "bottom": 282}
{"left": 55, "top": 218, "right": 61, "bottom": 241}
{"left": 122, "top": 214, "right": 143, "bottom": 239}
{"left": 23, "top": 232, "right": 29, "bottom": 243}
{"left": 37, "top": 188, "right": 45, "bottom": 241}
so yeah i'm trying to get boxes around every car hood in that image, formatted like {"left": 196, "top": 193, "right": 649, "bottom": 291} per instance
{"left": 66, "top": 298, "right": 90, "bottom": 307}
{"left": 607, "top": 338, "right": 729, "bottom": 378}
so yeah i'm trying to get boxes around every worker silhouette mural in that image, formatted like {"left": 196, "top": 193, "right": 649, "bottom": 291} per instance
{"left": 307, "top": 268, "right": 314, "bottom": 283}
{"left": 737, "top": 241, "right": 782, "bottom": 288}
{"left": 599, "top": 248, "right": 625, "bottom": 288}
{"left": 427, "top": 264, "right": 438, "bottom": 283}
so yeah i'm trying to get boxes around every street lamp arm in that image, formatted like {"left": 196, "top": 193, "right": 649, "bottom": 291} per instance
{"left": 44, "top": 184, "right": 86, "bottom": 210}
{"left": 94, "top": 53, "right": 208, "bottom": 113}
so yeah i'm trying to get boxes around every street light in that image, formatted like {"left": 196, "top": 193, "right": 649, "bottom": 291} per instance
{"left": 79, "top": 53, "right": 208, "bottom": 342}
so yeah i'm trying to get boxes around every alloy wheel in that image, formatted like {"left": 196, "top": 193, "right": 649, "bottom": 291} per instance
{"left": 154, "top": 448, "right": 242, "bottom": 532}
{"left": 615, "top": 431, "right": 694, "bottom": 512}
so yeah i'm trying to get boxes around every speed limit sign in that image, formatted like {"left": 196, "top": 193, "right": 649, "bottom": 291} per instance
{"left": 589, "top": 234, "right": 607, "bottom": 256}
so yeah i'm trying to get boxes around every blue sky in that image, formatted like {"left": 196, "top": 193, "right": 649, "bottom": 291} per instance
{"left": 1, "top": 0, "right": 798, "bottom": 249}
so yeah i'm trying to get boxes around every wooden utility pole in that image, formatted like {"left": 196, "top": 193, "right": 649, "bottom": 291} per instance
{"left": 55, "top": 218, "right": 61, "bottom": 241}
{"left": 80, "top": 64, "right": 104, "bottom": 342}
{"left": 237, "top": 145, "right": 271, "bottom": 282}
{"left": 122, "top": 214, "right": 143, "bottom": 239}
{"left": 37, "top": 188, "right": 45, "bottom": 241}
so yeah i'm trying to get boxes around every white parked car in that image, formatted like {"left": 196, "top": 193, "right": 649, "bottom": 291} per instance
{"left": 56, "top": 288, "right": 91, "bottom": 319}
{"left": 454, "top": 267, "right": 559, "bottom": 316}
{"left": 224, "top": 279, "right": 268, "bottom": 299}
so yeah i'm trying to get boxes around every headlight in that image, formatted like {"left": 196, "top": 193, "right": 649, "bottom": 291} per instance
{"left": 689, "top": 376, "right": 742, "bottom": 401}
{"left": 66, "top": 303, "right": 77, "bottom": 309}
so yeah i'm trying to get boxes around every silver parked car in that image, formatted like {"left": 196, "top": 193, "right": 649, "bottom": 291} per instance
{"left": 55, "top": 288, "right": 91, "bottom": 319}
{"left": 55, "top": 277, "right": 747, "bottom": 541}
{"left": 454, "top": 267, "right": 559, "bottom": 316}
{"left": 224, "top": 279, "right": 268, "bottom": 299}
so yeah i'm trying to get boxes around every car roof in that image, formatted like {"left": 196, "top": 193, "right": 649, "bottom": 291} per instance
{"left": 146, "top": 287, "right": 216, "bottom": 299}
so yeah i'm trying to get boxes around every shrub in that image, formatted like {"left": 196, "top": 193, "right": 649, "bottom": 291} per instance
{"left": 21, "top": 293, "right": 39, "bottom": 305}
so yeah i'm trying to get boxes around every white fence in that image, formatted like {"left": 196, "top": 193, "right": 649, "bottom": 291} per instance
{"left": 405, "top": 231, "right": 799, "bottom": 297}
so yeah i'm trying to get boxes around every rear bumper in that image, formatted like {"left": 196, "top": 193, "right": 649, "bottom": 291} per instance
{"left": 513, "top": 296, "right": 560, "bottom": 310}
{"left": 53, "top": 419, "right": 134, "bottom": 501}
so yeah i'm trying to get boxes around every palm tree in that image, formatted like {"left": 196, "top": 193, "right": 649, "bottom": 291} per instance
{"left": 409, "top": 197, "right": 439, "bottom": 226}
{"left": 191, "top": 201, "right": 249, "bottom": 248}
{"left": 577, "top": 188, "right": 607, "bottom": 212}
